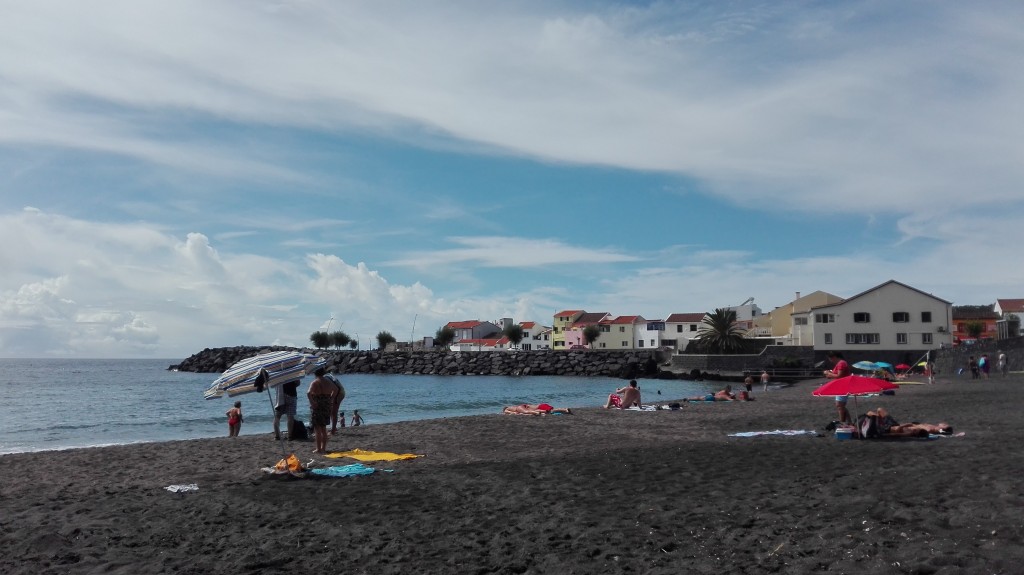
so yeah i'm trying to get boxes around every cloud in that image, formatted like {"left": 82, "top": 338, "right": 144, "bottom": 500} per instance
{"left": 388, "top": 236, "right": 641, "bottom": 269}
{"left": 2, "top": 2, "right": 1023, "bottom": 220}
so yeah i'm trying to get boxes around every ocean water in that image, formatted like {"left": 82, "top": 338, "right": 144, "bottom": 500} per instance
{"left": 0, "top": 358, "right": 717, "bottom": 454}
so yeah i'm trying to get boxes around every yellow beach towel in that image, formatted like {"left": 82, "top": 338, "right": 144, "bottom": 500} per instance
{"left": 326, "top": 448, "right": 422, "bottom": 462}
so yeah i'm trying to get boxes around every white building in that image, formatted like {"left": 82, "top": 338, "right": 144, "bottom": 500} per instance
{"left": 663, "top": 313, "right": 706, "bottom": 353}
{"left": 809, "top": 280, "right": 953, "bottom": 352}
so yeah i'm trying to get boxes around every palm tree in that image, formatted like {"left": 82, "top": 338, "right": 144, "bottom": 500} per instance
{"left": 503, "top": 324, "right": 524, "bottom": 350}
{"left": 582, "top": 325, "right": 601, "bottom": 349}
{"left": 694, "top": 308, "right": 746, "bottom": 354}
{"left": 434, "top": 326, "right": 456, "bottom": 349}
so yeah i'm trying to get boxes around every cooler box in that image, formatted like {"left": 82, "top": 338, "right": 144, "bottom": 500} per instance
{"left": 835, "top": 428, "right": 854, "bottom": 441}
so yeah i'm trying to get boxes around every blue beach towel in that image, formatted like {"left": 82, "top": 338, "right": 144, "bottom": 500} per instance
{"left": 310, "top": 463, "right": 380, "bottom": 477}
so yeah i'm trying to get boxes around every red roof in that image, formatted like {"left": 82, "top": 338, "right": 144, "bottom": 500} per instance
{"left": 610, "top": 315, "right": 643, "bottom": 324}
{"left": 554, "top": 310, "right": 583, "bottom": 318}
{"left": 520, "top": 321, "right": 536, "bottom": 329}
{"left": 997, "top": 299, "right": 1024, "bottom": 313}
{"left": 446, "top": 320, "right": 482, "bottom": 329}
{"left": 666, "top": 313, "right": 706, "bottom": 323}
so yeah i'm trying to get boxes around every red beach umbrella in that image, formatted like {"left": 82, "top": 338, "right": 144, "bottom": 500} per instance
{"left": 812, "top": 375, "right": 899, "bottom": 397}
{"left": 895, "top": 363, "right": 911, "bottom": 371}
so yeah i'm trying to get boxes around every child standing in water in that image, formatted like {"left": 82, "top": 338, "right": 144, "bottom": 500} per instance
{"left": 226, "top": 401, "right": 243, "bottom": 437}
{"left": 351, "top": 410, "right": 363, "bottom": 426}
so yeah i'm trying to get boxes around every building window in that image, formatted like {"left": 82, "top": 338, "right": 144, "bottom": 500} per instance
{"left": 896, "top": 333, "right": 907, "bottom": 344}
{"left": 922, "top": 333, "right": 933, "bottom": 344}
{"left": 853, "top": 312, "right": 871, "bottom": 323}
{"left": 689, "top": 324, "right": 698, "bottom": 331}
{"left": 621, "top": 341, "right": 628, "bottom": 347}
{"left": 845, "top": 333, "right": 881, "bottom": 344}
{"left": 650, "top": 339, "right": 656, "bottom": 347}
{"left": 599, "top": 342, "right": 606, "bottom": 348}
{"left": 816, "top": 314, "right": 835, "bottom": 323}
{"left": 647, "top": 322, "right": 665, "bottom": 331}
{"left": 921, "top": 311, "right": 932, "bottom": 323}
{"left": 794, "top": 317, "right": 808, "bottom": 326}
{"left": 619, "top": 326, "right": 625, "bottom": 332}
{"left": 824, "top": 333, "right": 832, "bottom": 344}
{"left": 600, "top": 325, "right": 610, "bottom": 332}
{"left": 638, "top": 340, "right": 644, "bottom": 348}
{"left": 893, "top": 312, "right": 910, "bottom": 323}
{"left": 676, "top": 325, "right": 683, "bottom": 333}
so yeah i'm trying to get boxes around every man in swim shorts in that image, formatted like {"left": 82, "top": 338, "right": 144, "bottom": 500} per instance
{"left": 604, "top": 380, "right": 642, "bottom": 409}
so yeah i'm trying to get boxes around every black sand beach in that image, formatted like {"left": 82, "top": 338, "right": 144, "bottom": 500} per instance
{"left": 3, "top": 375, "right": 1023, "bottom": 574}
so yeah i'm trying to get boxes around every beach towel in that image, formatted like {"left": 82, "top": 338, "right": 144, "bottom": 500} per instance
{"left": 728, "top": 430, "right": 817, "bottom": 437}
{"left": 310, "top": 463, "right": 378, "bottom": 477}
{"left": 626, "top": 405, "right": 658, "bottom": 411}
{"left": 164, "top": 483, "right": 199, "bottom": 493}
{"left": 326, "top": 448, "right": 423, "bottom": 462}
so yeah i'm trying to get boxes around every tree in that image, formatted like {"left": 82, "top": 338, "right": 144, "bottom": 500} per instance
{"left": 376, "top": 330, "right": 396, "bottom": 350}
{"left": 503, "top": 324, "right": 524, "bottom": 349}
{"left": 694, "top": 308, "right": 746, "bottom": 354}
{"left": 582, "top": 325, "right": 601, "bottom": 348}
{"left": 965, "top": 321, "right": 986, "bottom": 339}
{"left": 309, "top": 330, "right": 330, "bottom": 349}
{"left": 434, "top": 326, "right": 456, "bottom": 349}
{"left": 330, "top": 331, "right": 351, "bottom": 350}
{"left": 349, "top": 340, "right": 359, "bottom": 351}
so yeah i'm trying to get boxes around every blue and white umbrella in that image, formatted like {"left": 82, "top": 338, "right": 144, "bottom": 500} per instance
{"left": 203, "top": 350, "right": 325, "bottom": 400}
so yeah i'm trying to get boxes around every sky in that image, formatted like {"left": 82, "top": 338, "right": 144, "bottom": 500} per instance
{"left": 1, "top": 1, "right": 1023, "bottom": 359}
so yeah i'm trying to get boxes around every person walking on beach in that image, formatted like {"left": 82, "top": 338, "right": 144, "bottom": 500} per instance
{"left": 979, "top": 354, "right": 990, "bottom": 378}
{"left": 925, "top": 360, "right": 936, "bottom": 385}
{"left": 760, "top": 370, "right": 770, "bottom": 392}
{"left": 351, "top": 409, "right": 364, "bottom": 426}
{"left": 326, "top": 373, "right": 345, "bottom": 435}
{"left": 273, "top": 379, "right": 300, "bottom": 441}
{"left": 307, "top": 367, "right": 337, "bottom": 454}
{"left": 998, "top": 351, "right": 1008, "bottom": 376}
{"left": 604, "top": 380, "right": 642, "bottom": 409}
{"left": 226, "top": 401, "right": 243, "bottom": 437}
{"left": 968, "top": 356, "right": 979, "bottom": 379}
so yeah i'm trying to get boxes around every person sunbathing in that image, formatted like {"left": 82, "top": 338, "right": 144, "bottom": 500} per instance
{"left": 502, "top": 404, "right": 572, "bottom": 415}
{"left": 684, "top": 385, "right": 739, "bottom": 402}
{"left": 865, "top": 408, "right": 953, "bottom": 437}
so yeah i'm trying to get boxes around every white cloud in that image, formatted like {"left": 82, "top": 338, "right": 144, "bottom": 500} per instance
{"left": 388, "top": 236, "right": 641, "bottom": 269}
{"left": 2, "top": 2, "right": 1022, "bottom": 218}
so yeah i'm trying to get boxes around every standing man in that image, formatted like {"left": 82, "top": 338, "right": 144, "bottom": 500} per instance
{"left": 760, "top": 369, "right": 770, "bottom": 392}
{"left": 273, "top": 379, "right": 300, "bottom": 441}
{"left": 824, "top": 352, "right": 852, "bottom": 424}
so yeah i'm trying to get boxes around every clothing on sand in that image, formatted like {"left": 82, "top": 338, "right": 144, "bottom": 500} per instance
{"left": 326, "top": 448, "right": 423, "bottom": 462}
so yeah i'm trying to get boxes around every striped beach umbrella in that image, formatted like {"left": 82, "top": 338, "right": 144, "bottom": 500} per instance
{"left": 203, "top": 350, "right": 325, "bottom": 400}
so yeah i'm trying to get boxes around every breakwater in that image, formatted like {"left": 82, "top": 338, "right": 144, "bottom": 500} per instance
{"left": 171, "top": 346, "right": 674, "bottom": 379}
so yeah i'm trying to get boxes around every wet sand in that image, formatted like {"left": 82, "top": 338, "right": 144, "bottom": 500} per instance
{"left": 2, "top": 374, "right": 1023, "bottom": 574}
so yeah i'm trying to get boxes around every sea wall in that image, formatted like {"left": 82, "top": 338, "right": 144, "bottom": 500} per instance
{"left": 171, "top": 346, "right": 672, "bottom": 379}
{"left": 933, "top": 335, "right": 1024, "bottom": 375}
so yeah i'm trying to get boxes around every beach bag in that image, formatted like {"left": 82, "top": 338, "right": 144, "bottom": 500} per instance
{"left": 290, "top": 419, "right": 309, "bottom": 440}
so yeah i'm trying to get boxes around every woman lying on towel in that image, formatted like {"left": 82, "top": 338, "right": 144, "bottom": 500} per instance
{"left": 502, "top": 403, "right": 573, "bottom": 416}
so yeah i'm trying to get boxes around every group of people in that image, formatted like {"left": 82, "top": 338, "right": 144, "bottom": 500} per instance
{"left": 966, "top": 352, "right": 1009, "bottom": 379}
{"left": 225, "top": 368, "right": 364, "bottom": 454}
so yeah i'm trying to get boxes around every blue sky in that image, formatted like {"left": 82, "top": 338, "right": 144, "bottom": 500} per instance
{"left": 2, "top": 1, "right": 1023, "bottom": 358}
